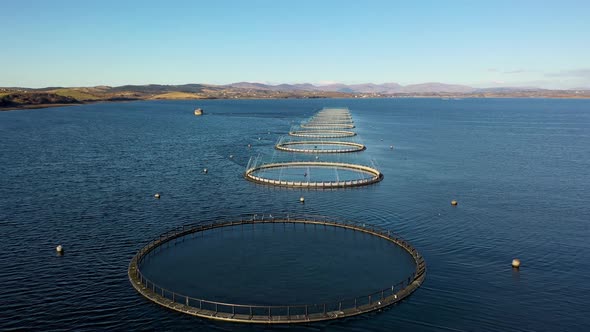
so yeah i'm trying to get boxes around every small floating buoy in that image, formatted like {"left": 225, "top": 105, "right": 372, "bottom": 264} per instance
{"left": 451, "top": 200, "right": 458, "bottom": 206}
{"left": 315, "top": 156, "right": 319, "bottom": 159}
{"left": 203, "top": 168, "right": 208, "bottom": 174}
{"left": 258, "top": 137, "right": 261, "bottom": 140}
{"left": 512, "top": 258, "right": 521, "bottom": 268}
{"left": 56, "top": 245, "right": 64, "bottom": 253}
{"left": 154, "top": 193, "right": 160, "bottom": 199}
{"left": 247, "top": 144, "right": 251, "bottom": 148}
{"left": 299, "top": 196, "right": 305, "bottom": 203}
{"left": 390, "top": 145, "right": 394, "bottom": 150}
{"left": 229, "top": 155, "right": 233, "bottom": 159}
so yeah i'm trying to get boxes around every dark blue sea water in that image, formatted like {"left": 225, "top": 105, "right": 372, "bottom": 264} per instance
{"left": 140, "top": 223, "right": 417, "bottom": 305}
{"left": 1, "top": 98, "right": 589, "bottom": 331}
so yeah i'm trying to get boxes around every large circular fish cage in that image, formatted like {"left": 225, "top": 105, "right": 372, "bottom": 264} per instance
{"left": 313, "top": 115, "right": 352, "bottom": 119}
{"left": 275, "top": 141, "right": 366, "bottom": 154}
{"left": 128, "top": 215, "right": 426, "bottom": 324}
{"left": 244, "top": 161, "right": 383, "bottom": 188}
{"left": 309, "top": 118, "right": 353, "bottom": 123}
{"left": 301, "top": 123, "right": 355, "bottom": 129}
{"left": 289, "top": 130, "right": 356, "bottom": 138}
{"left": 311, "top": 119, "right": 353, "bottom": 124}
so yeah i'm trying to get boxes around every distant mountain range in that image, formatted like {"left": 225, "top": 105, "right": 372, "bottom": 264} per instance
{"left": 222, "top": 82, "right": 583, "bottom": 94}
{"left": 224, "top": 82, "right": 478, "bottom": 93}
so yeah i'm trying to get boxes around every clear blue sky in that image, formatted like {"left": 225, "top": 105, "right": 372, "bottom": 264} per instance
{"left": 2, "top": 0, "right": 589, "bottom": 88}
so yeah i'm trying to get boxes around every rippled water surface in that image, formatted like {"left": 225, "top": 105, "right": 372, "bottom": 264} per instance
{"left": 1, "top": 98, "right": 589, "bottom": 331}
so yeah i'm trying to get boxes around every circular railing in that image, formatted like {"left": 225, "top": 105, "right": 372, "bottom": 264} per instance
{"left": 308, "top": 118, "right": 353, "bottom": 123}
{"left": 315, "top": 111, "right": 350, "bottom": 116}
{"left": 243, "top": 161, "right": 383, "bottom": 188}
{"left": 301, "top": 123, "right": 355, "bottom": 129}
{"left": 310, "top": 118, "right": 353, "bottom": 123}
{"left": 128, "top": 214, "right": 426, "bottom": 324}
{"left": 275, "top": 141, "right": 366, "bottom": 154}
{"left": 289, "top": 130, "right": 356, "bottom": 138}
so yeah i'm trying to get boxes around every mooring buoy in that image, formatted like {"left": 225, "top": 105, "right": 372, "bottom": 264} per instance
{"left": 299, "top": 196, "right": 305, "bottom": 203}
{"left": 451, "top": 200, "right": 458, "bottom": 206}
{"left": 56, "top": 245, "right": 64, "bottom": 254}
{"left": 390, "top": 145, "right": 394, "bottom": 150}
{"left": 203, "top": 168, "right": 208, "bottom": 174}
{"left": 154, "top": 193, "right": 160, "bottom": 199}
{"left": 512, "top": 258, "right": 521, "bottom": 268}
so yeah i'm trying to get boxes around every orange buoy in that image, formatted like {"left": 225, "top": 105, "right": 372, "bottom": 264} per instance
{"left": 512, "top": 258, "right": 521, "bottom": 268}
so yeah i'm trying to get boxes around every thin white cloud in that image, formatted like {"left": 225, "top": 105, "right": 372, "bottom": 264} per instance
{"left": 504, "top": 69, "right": 528, "bottom": 74}
{"left": 545, "top": 68, "right": 590, "bottom": 78}
{"left": 487, "top": 68, "right": 533, "bottom": 74}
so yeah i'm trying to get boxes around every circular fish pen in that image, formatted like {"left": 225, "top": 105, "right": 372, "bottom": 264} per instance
{"left": 301, "top": 123, "right": 355, "bottom": 129}
{"left": 128, "top": 215, "right": 426, "bottom": 324}
{"left": 308, "top": 118, "right": 353, "bottom": 123}
{"left": 275, "top": 141, "right": 366, "bottom": 154}
{"left": 289, "top": 130, "right": 356, "bottom": 138}
{"left": 244, "top": 161, "right": 383, "bottom": 188}
{"left": 311, "top": 118, "right": 353, "bottom": 123}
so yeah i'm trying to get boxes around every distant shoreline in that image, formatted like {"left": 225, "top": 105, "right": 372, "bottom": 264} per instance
{"left": 0, "top": 103, "right": 81, "bottom": 111}
{"left": 2, "top": 83, "right": 589, "bottom": 112}
{"left": 2, "top": 95, "right": 590, "bottom": 112}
